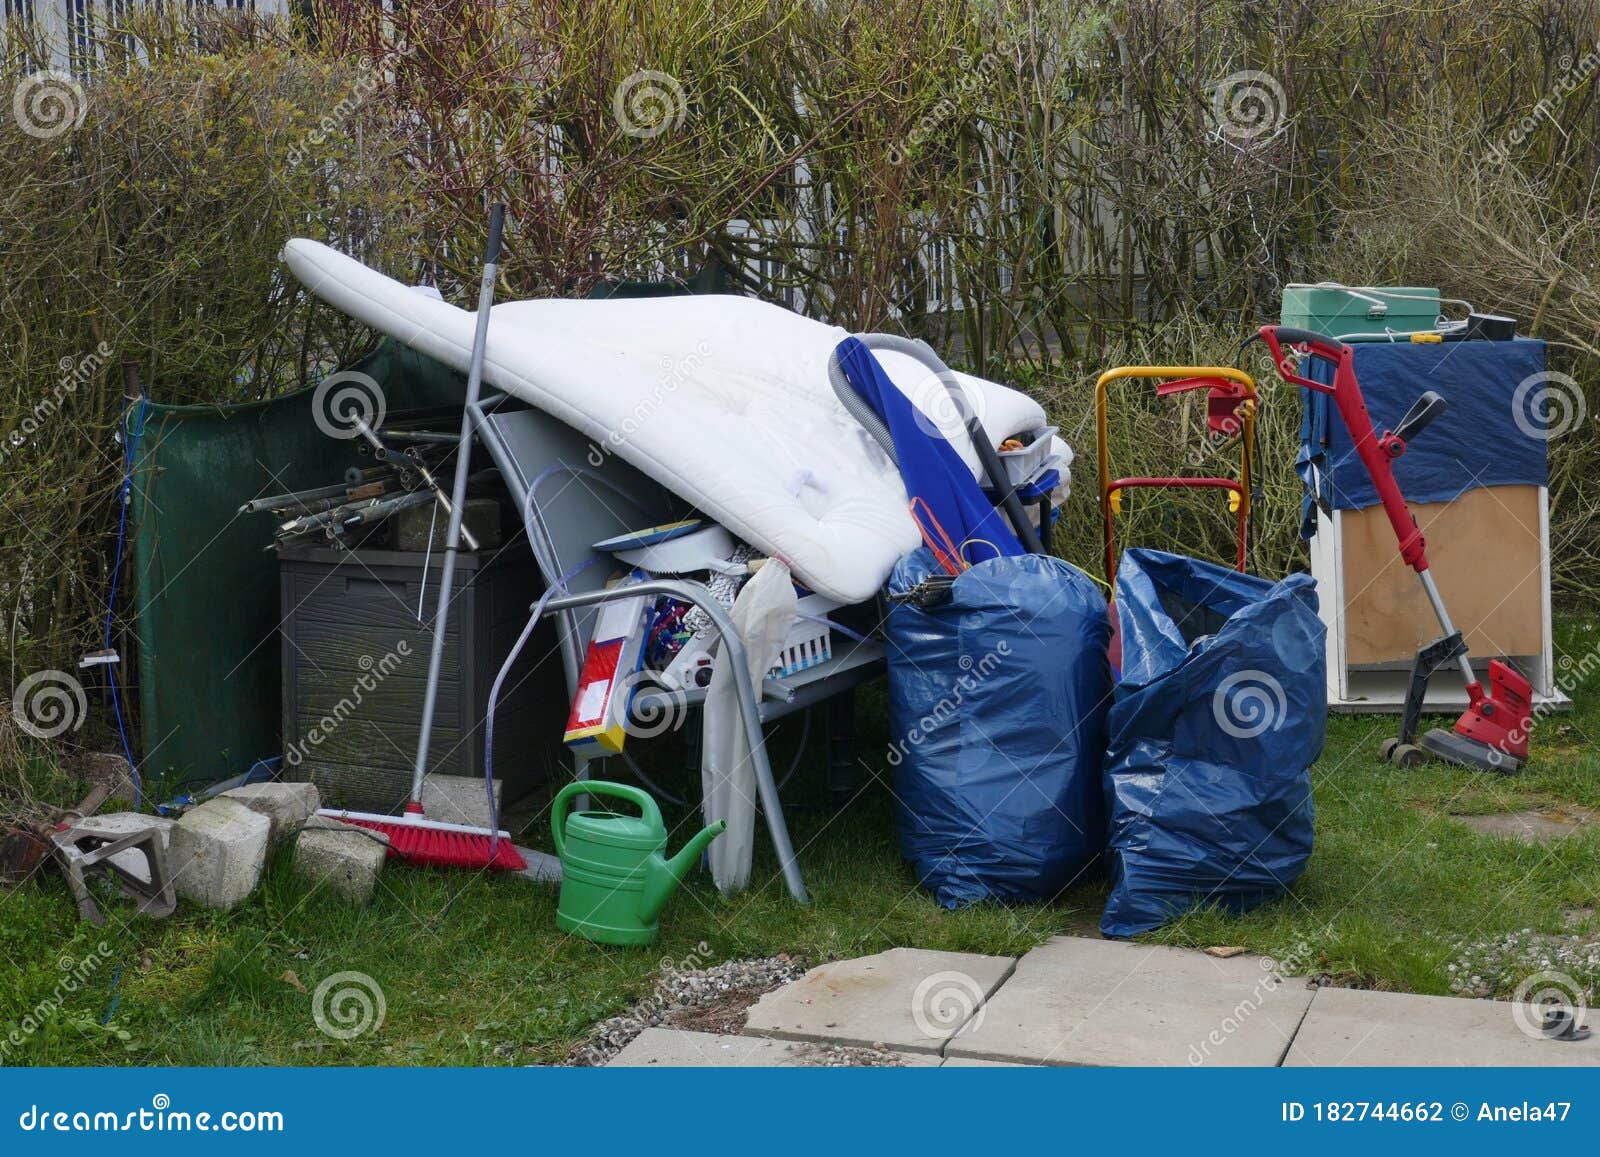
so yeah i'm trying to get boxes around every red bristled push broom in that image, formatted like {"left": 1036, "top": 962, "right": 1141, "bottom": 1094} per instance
{"left": 317, "top": 204, "right": 526, "bottom": 872}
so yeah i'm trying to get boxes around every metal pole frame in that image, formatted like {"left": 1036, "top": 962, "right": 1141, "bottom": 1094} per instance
{"left": 466, "top": 398, "right": 809, "bottom": 903}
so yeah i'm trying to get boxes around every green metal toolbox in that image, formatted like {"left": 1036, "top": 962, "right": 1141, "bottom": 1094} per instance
{"left": 1280, "top": 284, "right": 1441, "bottom": 341}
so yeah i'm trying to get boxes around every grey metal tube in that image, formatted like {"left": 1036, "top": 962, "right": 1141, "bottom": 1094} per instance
{"left": 827, "top": 348, "right": 898, "bottom": 465}
{"left": 538, "top": 579, "right": 809, "bottom": 903}
{"left": 1419, "top": 568, "right": 1478, "bottom": 686}
{"left": 837, "top": 332, "right": 1046, "bottom": 554}
{"left": 410, "top": 204, "right": 505, "bottom": 808}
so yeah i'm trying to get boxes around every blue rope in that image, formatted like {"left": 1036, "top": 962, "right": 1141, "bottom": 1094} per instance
{"left": 101, "top": 965, "right": 122, "bottom": 1025}
{"left": 106, "top": 398, "right": 149, "bottom": 810}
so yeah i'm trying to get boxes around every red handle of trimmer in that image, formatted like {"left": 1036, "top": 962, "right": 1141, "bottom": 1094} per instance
{"left": 1258, "top": 325, "right": 1429, "bottom": 572}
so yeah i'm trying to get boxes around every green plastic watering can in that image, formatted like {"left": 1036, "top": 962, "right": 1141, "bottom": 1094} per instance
{"left": 551, "top": 780, "right": 726, "bottom": 946}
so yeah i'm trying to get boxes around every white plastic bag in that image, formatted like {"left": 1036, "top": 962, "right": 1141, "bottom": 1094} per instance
{"left": 700, "top": 559, "right": 797, "bottom": 893}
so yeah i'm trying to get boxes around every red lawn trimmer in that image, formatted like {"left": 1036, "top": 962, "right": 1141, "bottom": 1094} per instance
{"left": 1255, "top": 326, "right": 1535, "bottom": 774}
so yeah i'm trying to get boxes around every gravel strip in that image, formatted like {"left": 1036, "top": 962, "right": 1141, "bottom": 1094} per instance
{"left": 568, "top": 953, "right": 808, "bottom": 1066}
{"left": 1448, "top": 927, "right": 1600, "bottom": 1000}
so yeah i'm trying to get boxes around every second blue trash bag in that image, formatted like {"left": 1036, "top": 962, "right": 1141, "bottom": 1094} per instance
{"left": 886, "top": 547, "right": 1111, "bottom": 907}
{"left": 1101, "top": 548, "right": 1325, "bottom": 938}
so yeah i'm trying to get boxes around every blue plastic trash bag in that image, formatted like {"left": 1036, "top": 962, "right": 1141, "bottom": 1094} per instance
{"left": 1101, "top": 548, "right": 1324, "bottom": 938}
{"left": 886, "top": 547, "right": 1111, "bottom": 907}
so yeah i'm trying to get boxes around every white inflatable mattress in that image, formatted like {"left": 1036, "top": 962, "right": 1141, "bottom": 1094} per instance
{"left": 282, "top": 239, "right": 1063, "bottom": 604}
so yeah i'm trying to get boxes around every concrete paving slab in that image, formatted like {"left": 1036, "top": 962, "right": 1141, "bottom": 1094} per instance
{"left": 1285, "top": 986, "right": 1600, "bottom": 1066}
{"left": 1456, "top": 808, "right": 1598, "bottom": 843}
{"left": 940, "top": 1056, "right": 1031, "bottom": 1067}
{"left": 944, "top": 936, "right": 1313, "bottom": 1067}
{"left": 744, "top": 947, "right": 1016, "bottom": 1054}
{"left": 610, "top": 1028, "right": 939, "bottom": 1067}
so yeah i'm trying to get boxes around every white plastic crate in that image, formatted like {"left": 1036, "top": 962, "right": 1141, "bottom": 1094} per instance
{"left": 995, "top": 425, "right": 1059, "bottom": 487}
{"left": 769, "top": 594, "right": 837, "bottom": 678}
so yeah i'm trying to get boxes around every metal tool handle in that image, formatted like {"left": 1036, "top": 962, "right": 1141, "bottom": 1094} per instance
{"left": 409, "top": 203, "right": 506, "bottom": 810}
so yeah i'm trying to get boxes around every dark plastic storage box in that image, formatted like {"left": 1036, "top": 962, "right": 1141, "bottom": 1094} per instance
{"left": 277, "top": 542, "right": 563, "bottom": 813}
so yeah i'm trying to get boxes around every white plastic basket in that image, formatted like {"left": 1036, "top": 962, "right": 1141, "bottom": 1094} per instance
{"left": 995, "top": 425, "right": 1059, "bottom": 487}
{"left": 769, "top": 593, "right": 838, "bottom": 678}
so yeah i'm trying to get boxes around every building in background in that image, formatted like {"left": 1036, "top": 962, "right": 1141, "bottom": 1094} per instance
{"left": 3, "top": 0, "right": 288, "bottom": 73}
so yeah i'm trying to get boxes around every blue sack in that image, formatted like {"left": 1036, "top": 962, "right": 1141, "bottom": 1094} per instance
{"left": 886, "top": 547, "right": 1111, "bottom": 907}
{"left": 1101, "top": 549, "right": 1324, "bottom": 938}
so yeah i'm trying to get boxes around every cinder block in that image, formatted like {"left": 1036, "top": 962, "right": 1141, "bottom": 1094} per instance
{"left": 293, "top": 817, "right": 389, "bottom": 904}
{"left": 168, "top": 798, "right": 270, "bottom": 910}
{"left": 221, "top": 782, "right": 320, "bottom": 844}
{"left": 421, "top": 774, "right": 501, "bottom": 830}
{"left": 394, "top": 497, "right": 500, "bottom": 552}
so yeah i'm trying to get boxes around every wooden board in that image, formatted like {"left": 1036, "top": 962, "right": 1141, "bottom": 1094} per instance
{"left": 1340, "top": 484, "right": 1544, "bottom": 666}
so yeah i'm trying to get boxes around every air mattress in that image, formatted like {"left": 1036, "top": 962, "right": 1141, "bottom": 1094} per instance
{"left": 282, "top": 240, "right": 1064, "bottom": 603}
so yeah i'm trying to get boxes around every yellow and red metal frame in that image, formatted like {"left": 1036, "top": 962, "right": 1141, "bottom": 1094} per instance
{"left": 1095, "top": 365, "right": 1258, "bottom": 585}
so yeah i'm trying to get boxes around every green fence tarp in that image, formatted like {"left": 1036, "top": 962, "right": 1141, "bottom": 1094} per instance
{"left": 130, "top": 341, "right": 463, "bottom": 794}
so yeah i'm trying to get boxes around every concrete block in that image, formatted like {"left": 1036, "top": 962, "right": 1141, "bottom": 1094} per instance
{"left": 609, "top": 1028, "right": 939, "bottom": 1067}
{"left": 221, "top": 782, "right": 320, "bottom": 845}
{"left": 168, "top": 798, "right": 270, "bottom": 910}
{"left": 744, "top": 947, "right": 1016, "bottom": 1055}
{"left": 85, "top": 812, "right": 174, "bottom": 884}
{"left": 293, "top": 816, "right": 389, "bottom": 904}
{"left": 395, "top": 497, "right": 500, "bottom": 552}
{"left": 421, "top": 774, "right": 501, "bottom": 830}
{"left": 70, "top": 752, "right": 139, "bottom": 803}
{"left": 944, "top": 936, "right": 1314, "bottom": 1067}
{"left": 1285, "top": 986, "right": 1600, "bottom": 1067}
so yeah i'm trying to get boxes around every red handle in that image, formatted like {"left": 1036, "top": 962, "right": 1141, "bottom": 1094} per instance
{"left": 1257, "top": 325, "right": 1429, "bottom": 572}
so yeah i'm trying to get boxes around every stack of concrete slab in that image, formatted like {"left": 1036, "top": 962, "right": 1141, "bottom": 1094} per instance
{"left": 606, "top": 936, "right": 1600, "bottom": 1068}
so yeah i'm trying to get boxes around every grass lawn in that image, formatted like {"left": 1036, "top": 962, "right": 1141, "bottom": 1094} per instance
{"left": 3, "top": 615, "right": 1598, "bottom": 1067}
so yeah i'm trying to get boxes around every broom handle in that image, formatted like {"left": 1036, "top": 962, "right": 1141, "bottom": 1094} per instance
{"left": 409, "top": 204, "right": 506, "bottom": 810}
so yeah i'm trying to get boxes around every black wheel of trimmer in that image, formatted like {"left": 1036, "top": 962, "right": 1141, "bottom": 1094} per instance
{"left": 1391, "top": 743, "right": 1428, "bottom": 768}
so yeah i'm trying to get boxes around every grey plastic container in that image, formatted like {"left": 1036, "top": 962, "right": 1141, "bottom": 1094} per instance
{"left": 277, "top": 541, "right": 564, "bottom": 813}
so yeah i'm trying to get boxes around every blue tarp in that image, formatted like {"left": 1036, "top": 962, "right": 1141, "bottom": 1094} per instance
{"left": 1101, "top": 549, "right": 1324, "bottom": 937}
{"left": 836, "top": 337, "right": 1024, "bottom": 564}
{"left": 1297, "top": 339, "right": 1548, "bottom": 536}
{"left": 886, "top": 547, "right": 1110, "bottom": 907}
